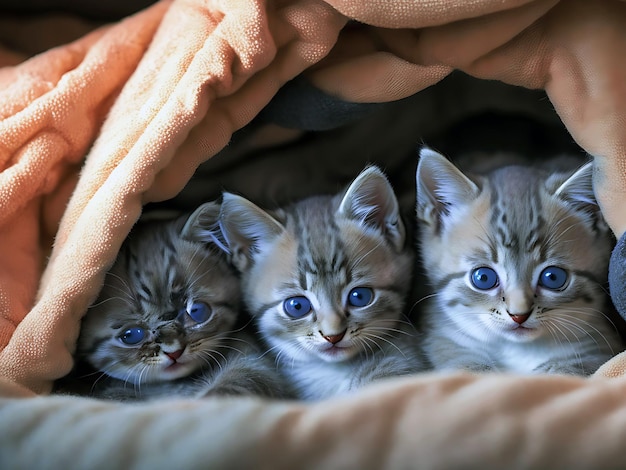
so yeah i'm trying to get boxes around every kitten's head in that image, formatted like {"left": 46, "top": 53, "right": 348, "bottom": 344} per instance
{"left": 219, "top": 166, "right": 414, "bottom": 363}
{"left": 416, "top": 147, "right": 614, "bottom": 344}
{"left": 77, "top": 202, "right": 241, "bottom": 384}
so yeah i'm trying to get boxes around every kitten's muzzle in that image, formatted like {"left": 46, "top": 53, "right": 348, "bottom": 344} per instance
{"left": 508, "top": 312, "right": 531, "bottom": 325}
{"left": 165, "top": 349, "right": 184, "bottom": 361}
{"left": 321, "top": 329, "right": 346, "bottom": 344}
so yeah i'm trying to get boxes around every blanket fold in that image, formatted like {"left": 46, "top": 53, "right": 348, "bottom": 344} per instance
{"left": 4, "top": 373, "right": 626, "bottom": 469}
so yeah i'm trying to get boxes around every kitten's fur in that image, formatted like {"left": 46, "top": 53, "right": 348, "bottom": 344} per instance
{"left": 72, "top": 203, "right": 292, "bottom": 401}
{"left": 415, "top": 147, "right": 623, "bottom": 375}
{"left": 219, "top": 166, "right": 427, "bottom": 400}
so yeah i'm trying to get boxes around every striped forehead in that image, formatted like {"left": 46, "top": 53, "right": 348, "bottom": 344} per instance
{"left": 487, "top": 168, "right": 548, "bottom": 260}
{"left": 287, "top": 198, "right": 350, "bottom": 290}
{"left": 296, "top": 230, "right": 349, "bottom": 291}
{"left": 124, "top": 230, "right": 186, "bottom": 310}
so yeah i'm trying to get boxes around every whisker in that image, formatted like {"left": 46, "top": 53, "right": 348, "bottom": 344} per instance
{"left": 354, "top": 336, "right": 376, "bottom": 360}
{"left": 352, "top": 238, "right": 385, "bottom": 268}
{"left": 364, "top": 333, "right": 406, "bottom": 358}
{"left": 548, "top": 314, "right": 616, "bottom": 353}
{"left": 407, "top": 293, "right": 438, "bottom": 315}
{"left": 214, "top": 343, "right": 246, "bottom": 356}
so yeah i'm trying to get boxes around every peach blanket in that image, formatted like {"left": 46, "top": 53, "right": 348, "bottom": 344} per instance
{"left": 2, "top": 0, "right": 626, "bottom": 467}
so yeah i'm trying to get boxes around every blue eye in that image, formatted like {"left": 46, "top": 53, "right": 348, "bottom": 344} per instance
{"left": 186, "top": 302, "right": 212, "bottom": 323}
{"left": 120, "top": 327, "right": 146, "bottom": 345}
{"left": 283, "top": 296, "right": 312, "bottom": 318}
{"left": 539, "top": 266, "right": 568, "bottom": 290}
{"left": 348, "top": 287, "right": 374, "bottom": 307}
{"left": 471, "top": 267, "right": 499, "bottom": 290}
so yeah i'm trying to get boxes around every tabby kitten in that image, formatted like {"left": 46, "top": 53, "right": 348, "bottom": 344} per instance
{"left": 73, "top": 202, "right": 292, "bottom": 401}
{"left": 415, "top": 147, "right": 623, "bottom": 375}
{"left": 219, "top": 166, "right": 427, "bottom": 401}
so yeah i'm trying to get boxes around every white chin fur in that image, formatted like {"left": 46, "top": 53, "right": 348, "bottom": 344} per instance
{"left": 316, "top": 345, "right": 358, "bottom": 363}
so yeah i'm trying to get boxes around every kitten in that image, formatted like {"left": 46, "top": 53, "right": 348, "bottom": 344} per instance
{"left": 71, "top": 202, "right": 292, "bottom": 401}
{"left": 415, "top": 147, "right": 623, "bottom": 375}
{"left": 219, "top": 166, "right": 428, "bottom": 401}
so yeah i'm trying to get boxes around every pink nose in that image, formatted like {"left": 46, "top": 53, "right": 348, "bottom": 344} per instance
{"left": 509, "top": 313, "right": 530, "bottom": 325}
{"left": 165, "top": 349, "right": 184, "bottom": 361}
{"left": 322, "top": 330, "right": 346, "bottom": 344}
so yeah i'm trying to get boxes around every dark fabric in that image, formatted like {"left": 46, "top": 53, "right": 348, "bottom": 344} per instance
{"left": 610, "top": 232, "right": 626, "bottom": 320}
{"left": 0, "top": 0, "right": 155, "bottom": 20}
{"left": 254, "top": 76, "right": 384, "bottom": 131}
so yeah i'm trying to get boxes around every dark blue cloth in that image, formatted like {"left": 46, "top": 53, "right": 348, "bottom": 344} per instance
{"left": 610, "top": 231, "right": 626, "bottom": 320}
{"left": 255, "top": 76, "right": 384, "bottom": 131}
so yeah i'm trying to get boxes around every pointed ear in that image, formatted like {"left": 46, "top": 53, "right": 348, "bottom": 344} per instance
{"left": 552, "top": 162, "right": 596, "bottom": 205}
{"left": 416, "top": 147, "right": 479, "bottom": 228}
{"left": 181, "top": 201, "right": 229, "bottom": 252}
{"left": 219, "top": 192, "right": 285, "bottom": 271}
{"left": 551, "top": 162, "right": 608, "bottom": 231}
{"left": 337, "top": 166, "right": 405, "bottom": 251}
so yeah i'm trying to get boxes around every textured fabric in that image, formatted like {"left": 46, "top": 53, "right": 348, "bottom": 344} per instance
{"left": 598, "top": 232, "right": 626, "bottom": 378}
{"left": 5, "top": 374, "right": 626, "bottom": 469}
{"left": 610, "top": 232, "right": 626, "bottom": 320}
{"left": 2, "top": 0, "right": 626, "bottom": 466}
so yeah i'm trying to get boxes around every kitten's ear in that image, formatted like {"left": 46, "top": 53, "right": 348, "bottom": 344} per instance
{"left": 219, "top": 192, "right": 285, "bottom": 271}
{"left": 181, "top": 201, "right": 229, "bottom": 252}
{"left": 551, "top": 162, "right": 608, "bottom": 230}
{"left": 552, "top": 162, "right": 596, "bottom": 205}
{"left": 416, "top": 147, "right": 479, "bottom": 228}
{"left": 338, "top": 166, "right": 405, "bottom": 251}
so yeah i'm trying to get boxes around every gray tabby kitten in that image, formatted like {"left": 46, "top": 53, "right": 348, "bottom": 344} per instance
{"left": 74, "top": 202, "right": 292, "bottom": 401}
{"left": 219, "top": 166, "right": 427, "bottom": 401}
{"left": 416, "top": 147, "right": 623, "bottom": 375}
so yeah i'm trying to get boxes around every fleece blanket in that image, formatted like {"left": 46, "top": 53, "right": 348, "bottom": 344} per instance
{"left": 3, "top": 0, "right": 626, "bottom": 467}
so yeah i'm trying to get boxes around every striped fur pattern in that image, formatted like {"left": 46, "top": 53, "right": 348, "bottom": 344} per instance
{"left": 75, "top": 203, "right": 292, "bottom": 400}
{"left": 220, "top": 166, "right": 427, "bottom": 400}
{"left": 415, "top": 148, "right": 623, "bottom": 375}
